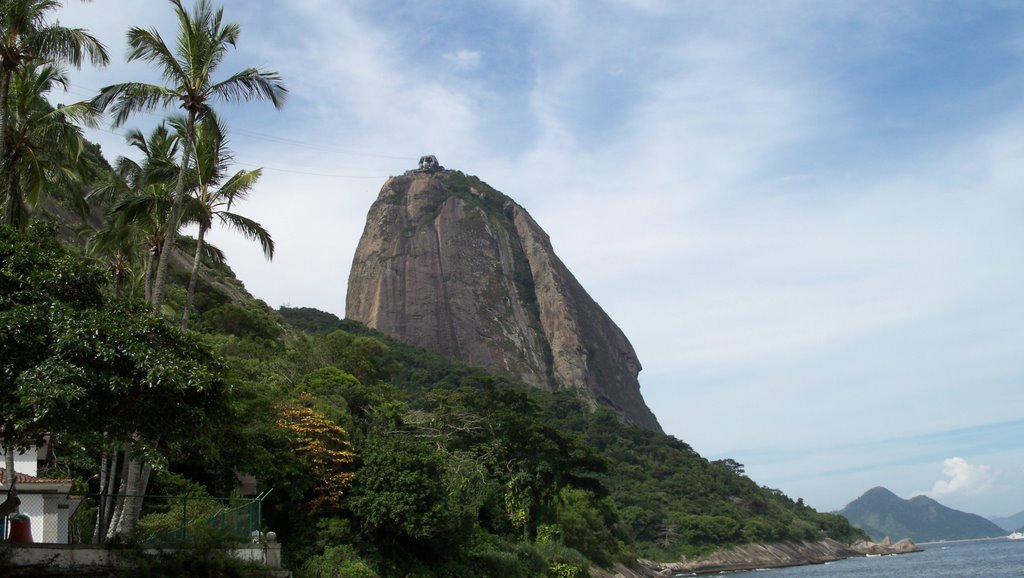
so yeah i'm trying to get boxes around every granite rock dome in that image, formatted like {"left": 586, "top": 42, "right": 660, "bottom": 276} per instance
{"left": 346, "top": 170, "right": 661, "bottom": 431}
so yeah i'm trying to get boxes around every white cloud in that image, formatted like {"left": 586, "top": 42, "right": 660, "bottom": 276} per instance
{"left": 444, "top": 49, "right": 482, "bottom": 71}
{"left": 924, "top": 457, "right": 995, "bottom": 498}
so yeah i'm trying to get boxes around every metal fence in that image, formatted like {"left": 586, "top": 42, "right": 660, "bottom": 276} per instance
{"left": 2, "top": 490, "right": 67, "bottom": 543}
{"left": 67, "top": 489, "right": 272, "bottom": 545}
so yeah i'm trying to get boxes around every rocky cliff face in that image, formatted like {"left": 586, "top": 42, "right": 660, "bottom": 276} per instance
{"left": 346, "top": 170, "right": 661, "bottom": 431}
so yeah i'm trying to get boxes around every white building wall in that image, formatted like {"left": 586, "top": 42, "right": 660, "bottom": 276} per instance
{"left": 2, "top": 444, "right": 78, "bottom": 543}
{"left": 2, "top": 445, "right": 40, "bottom": 542}
{"left": 57, "top": 497, "right": 82, "bottom": 543}
{"left": 0, "top": 444, "right": 39, "bottom": 477}
{"left": 15, "top": 494, "right": 46, "bottom": 543}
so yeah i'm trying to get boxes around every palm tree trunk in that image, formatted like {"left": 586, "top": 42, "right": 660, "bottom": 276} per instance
{"left": 105, "top": 453, "right": 132, "bottom": 541}
{"left": 0, "top": 71, "right": 26, "bottom": 229}
{"left": 93, "top": 449, "right": 119, "bottom": 543}
{"left": 120, "top": 461, "right": 153, "bottom": 535}
{"left": 150, "top": 109, "right": 197, "bottom": 316}
{"left": 0, "top": 68, "right": 12, "bottom": 223}
{"left": 181, "top": 223, "right": 208, "bottom": 329}
{"left": 101, "top": 450, "right": 122, "bottom": 541}
{"left": 5, "top": 167, "right": 24, "bottom": 229}
{"left": 93, "top": 449, "right": 108, "bottom": 543}
{"left": 3, "top": 446, "right": 14, "bottom": 491}
{"left": 144, "top": 244, "right": 157, "bottom": 304}
{"left": 105, "top": 454, "right": 154, "bottom": 539}
{"left": 112, "top": 268, "right": 123, "bottom": 299}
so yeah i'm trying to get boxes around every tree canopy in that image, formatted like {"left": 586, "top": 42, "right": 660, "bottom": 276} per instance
{"left": 0, "top": 222, "right": 228, "bottom": 461}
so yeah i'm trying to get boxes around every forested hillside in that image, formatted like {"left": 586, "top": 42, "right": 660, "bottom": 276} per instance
{"left": 3, "top": 223, "right": 864, "bottom": 576}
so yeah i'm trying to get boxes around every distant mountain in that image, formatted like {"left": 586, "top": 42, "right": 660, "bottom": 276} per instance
{"left": 989, "top": 510, "right": 1024, "bottom": 533}
{"left": 839, "top": 487, "right": 1006, "bottom": 542}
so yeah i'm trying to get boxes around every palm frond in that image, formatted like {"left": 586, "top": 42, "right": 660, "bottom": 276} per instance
{"left": 211, "top": 68, "right": 288, "bottom": 108}
{"left": 179, "top": 194, "right": 211, "bottom": 229}
{"left": 191, "top": 112, "right": 232, "bottom": 189}
{"left": 115, "top": 154, "right": 143, "bottom": 181}
{"left": 92, "top": 82, "right": 180, "bottom": 127}
{"left": 216, "top": 211, "right": 274, "bottom": 260}
{"left": 175, "top": 234, "right": 226, "bottom": 266}
{"left": 126, "top": 25, "right": 186, "bottom": 87}
{"left": 34, "top": 25, "right": 110, "bottom": 69}
{"left": 106, "top": 193, "right": 166, "bottom": 228}
{"left": 52, "top": 99, "right": 101, "bottom": 129}
{"left": 2, "top": 60, "right": 93, "bottom": 226}
{"left": 217, "top": 168, "right": 261, "bottom": 209}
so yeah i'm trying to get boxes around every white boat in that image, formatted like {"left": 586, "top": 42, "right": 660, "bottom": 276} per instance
{"left": 1008, "top": 531, "right": 1024, "bottom": 540}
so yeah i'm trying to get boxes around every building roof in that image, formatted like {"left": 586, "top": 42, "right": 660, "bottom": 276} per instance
{"left": 0, "top": 468, "right": 73, "bottom": 486}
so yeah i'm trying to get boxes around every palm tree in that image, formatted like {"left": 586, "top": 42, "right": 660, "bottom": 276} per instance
{"left": 180, "top": 113, "right": 273, "bottom": 329}
{"left": 87, "top": 123, "right": 181, "bottom": 300}
{"left": 91, "top": 0, "right": 286, "bottom": 317}
{"left": 89, "top": 121, "right": 233, "bottom": 305}
{"left": 0, "top": 0, "right": 108, "bottom": 224}
{"left": 2, "top": 62, "right": 97, "bottom": 228}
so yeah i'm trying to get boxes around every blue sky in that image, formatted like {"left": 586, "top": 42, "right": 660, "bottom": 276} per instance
{"left": 54, "top": 0, "right": 1024, "bottom": 518}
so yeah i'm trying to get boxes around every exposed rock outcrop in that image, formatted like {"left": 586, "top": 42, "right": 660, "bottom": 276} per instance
{"left": 671, "top": 539, "right": 860, "bottom": 574}
{"left": 589, "top": 561, "right": 673, "bottom": 578}
{"left": 590, "top": 538, "right": 921, "bottom": 576}
{"left": 346, "top": 170, "right": 661, "bottom": 431}
{"left": 851, "top": 537, "right": 923, "bottom": 555}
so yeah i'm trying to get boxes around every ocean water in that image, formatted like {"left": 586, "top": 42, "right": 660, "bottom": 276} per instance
{"left": 684, "top": 538, "right": 1024, "bottom": 577}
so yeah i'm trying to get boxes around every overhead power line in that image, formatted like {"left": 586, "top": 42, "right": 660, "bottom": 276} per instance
{"left": 230, "top": 128, "right": 417, "bottom": 161}
{"left": 59, "top": 81, "right": 419, "bottom": 163}
{"left": 234, "top": 161, "right": 389, "bottom": 179}
{"left": 56, "top": 81, "right": 413, "bottom": 180}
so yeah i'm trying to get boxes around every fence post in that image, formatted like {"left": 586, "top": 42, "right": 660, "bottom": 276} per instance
{"left": 264, "top": 531, "right": 282, "bottom": 569}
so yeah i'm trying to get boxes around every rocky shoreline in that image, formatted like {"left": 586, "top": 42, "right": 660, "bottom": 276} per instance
{"left": 591, "top": 537, "right": 922, "bottom": 577}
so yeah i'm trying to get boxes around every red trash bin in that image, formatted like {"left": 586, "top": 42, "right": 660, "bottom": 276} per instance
{"left": 8, "top": 514, "right": 32, "bottom": 542}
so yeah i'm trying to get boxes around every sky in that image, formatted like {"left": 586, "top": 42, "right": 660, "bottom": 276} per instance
{"left": 51, "top": 0, "right": 1024, "bottom": 519}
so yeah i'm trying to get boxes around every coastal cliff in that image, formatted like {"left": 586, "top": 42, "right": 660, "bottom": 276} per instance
{"left": 346, "top": 169, "right": 661, "bottom": 431}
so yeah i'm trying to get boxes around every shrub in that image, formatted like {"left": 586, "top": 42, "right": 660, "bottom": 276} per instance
{"left": 198, "top": 303, "right": 282, "bottom": 339}
{"left": 298, "top": 545, "right": 378, "bottom": 578}
{"left": 534, "top": 541, "right": 589, "bottom": 578}
{"left": 470, "top": 550, "right": 530, "bottom": 578}
{"left": 549, "top": 562, "right": 586, "bottom": 578}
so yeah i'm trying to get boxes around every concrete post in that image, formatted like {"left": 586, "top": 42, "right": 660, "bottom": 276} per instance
{"left": 264, "top": 531, "right": 281, "bottom": 569}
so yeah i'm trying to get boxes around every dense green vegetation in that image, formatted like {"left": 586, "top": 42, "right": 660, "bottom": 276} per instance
{"left": 0, "top": 1, "right": 865, "bottom": 576}
{"left": 0, "top": 0, "right": 285, "bottom": 550}
{"left": 2, "top": 220, "right": 865, "bottom": 576}
{"left": 278, "top": 306, "right": 871, "bottom": 575}
{"left": 0, "top": 0, "right": 109, "bottom": 229}
{"left": 0, "top": 223, "right": 232, "bottom": 540}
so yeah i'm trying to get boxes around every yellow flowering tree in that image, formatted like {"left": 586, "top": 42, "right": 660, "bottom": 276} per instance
{"left": 276, "top": 395, "right": 355, "bottom": 509}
